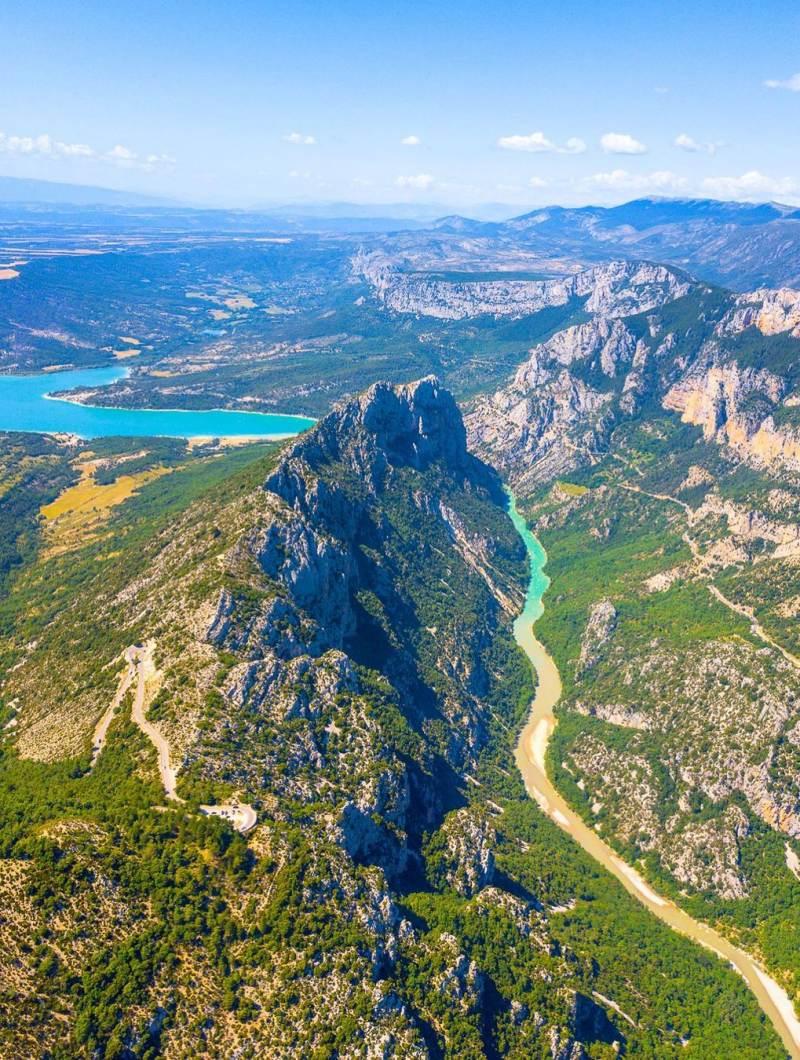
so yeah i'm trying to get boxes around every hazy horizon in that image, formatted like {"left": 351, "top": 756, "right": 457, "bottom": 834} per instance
{"left": 2, "top": 0, "right": 800, "bottom": 209}
{"left": 3, "top": 172, "right": 800, "bottom": 225}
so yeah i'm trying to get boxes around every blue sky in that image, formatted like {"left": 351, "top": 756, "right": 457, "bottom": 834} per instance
{"left": 2, "top": 0, "right": 800, "bottom": 209}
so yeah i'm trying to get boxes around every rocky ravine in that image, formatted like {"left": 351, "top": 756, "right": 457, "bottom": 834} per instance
{"left": 5, "top": 373, "right": 785, "bottom": 1057}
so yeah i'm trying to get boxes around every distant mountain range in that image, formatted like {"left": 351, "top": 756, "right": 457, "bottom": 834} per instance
{"left": 3, "top": 175, "right": 800, "bottom": 288}
{"left": 435, "top": 197, "right": 800, "bottom": 234}
{"left": 0, "top": 175, "right": 181, "bottom": 208}
{"left": 429, "top": 197, "right": 800, "bottom": 290}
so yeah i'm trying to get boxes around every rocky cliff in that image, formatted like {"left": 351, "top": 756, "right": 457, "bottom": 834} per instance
{"left": 1, "top": 374, "right": 778, "bottom": 1056}
{"left": 514, "top": 363, "right": 800, "bottom": 1006}
{"left": 355, "top": 253, "right": 691, "bottom": 321}
{"left": 0, "top": 368, "right": 787, "bottom": 1056}
{"left": 198, "top": 376, "right": 526, "bottom": 826}
{"left": 467, "top": 270, "right": 800, "bottom": 486}
{"left": 663, "top": 359, "right": 800, "bottom": 470}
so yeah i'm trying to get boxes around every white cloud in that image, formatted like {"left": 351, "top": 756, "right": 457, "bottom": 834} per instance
{"left": 401, "top": 135, "right": 421, "bottom": 146}
{"left": 600, "top": 132, "right": 648, "bottom": 155}
{"left": 586, "top": 168, "right": 688, "bottom": 192}
{"left": 0, "top": 132, "right": 95, "bottom": 159}
{"left": 764, "top": 73, "right": 800, "bottom": 92}
{"left": 140, "top": 153, "right": 175, "bottom": 171}
{"left": 58, "top": 142, "right": 95, "bottom": 158}
{"left": 529, "top": 176, "right": 548, "bottom": 188}
{"left": 107, "top": 144, "right": 135, "bottom": 161}
{"left": 562, "top": 137, "right": 587, "bottom": 155}
{"left": 497, "top": 131, "right": 586, "bottom": 154}
{"left": 395, "top": 173, "right": 434, "bottom": 190}
{"left": 103, "top": 144, "right": 173, "bottom": 170}
{"left": 701, "top": 170, "right": 798, "bottom": 201}
{"left": 0, "top": 131, "right": 172, "bottom": 170}
{"left": 674, "top": 133, "right": 701, "bottom": 152}
{"left": 674, "top": 132, "right": 721, "bottom": 155}
{"left": 283, "top": 131, "right": 316, "bottom": 145}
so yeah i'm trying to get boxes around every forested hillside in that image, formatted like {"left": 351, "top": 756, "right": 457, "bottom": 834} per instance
{"left": 0, "top": 387, "right": 784, "bottom": 1057}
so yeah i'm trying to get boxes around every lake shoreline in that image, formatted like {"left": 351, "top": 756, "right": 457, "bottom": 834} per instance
{"left": 44, "top": 378, "right": 316, "bottom": 428}
{"left": 0, "top": 364, "right": 315, "bottom": 440}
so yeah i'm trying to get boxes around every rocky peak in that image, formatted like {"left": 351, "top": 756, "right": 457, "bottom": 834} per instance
{"left": 248, "top": 373, "right": 516, "bottom": 678}
{"left": 342, "top": 375, "right": 471, "bottom": 474}
{"left": 267, "top": 375, "right": 490, "bottom": 507}
{"left": 574, "top": 260, "right": 692, "bottom": 317}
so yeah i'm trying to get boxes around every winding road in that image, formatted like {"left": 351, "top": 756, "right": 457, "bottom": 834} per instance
{"left": 90, "top": 654, "right": 136, "bottom": 768}
{"left": 91, "top": 642, "right": 257, "bottom": 832}
{"left": 620, "top": 481, "right": 800, "bottom": 670}
{"left": 507, "top": 492, "right": 800, "bottom": 1059}
{"left": 128, "top": 643, "right": 181, "bottom": 801}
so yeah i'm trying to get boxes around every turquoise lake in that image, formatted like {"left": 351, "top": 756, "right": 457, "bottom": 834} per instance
{"left": 0, "top": 366, "right": 315, "bottom": 439}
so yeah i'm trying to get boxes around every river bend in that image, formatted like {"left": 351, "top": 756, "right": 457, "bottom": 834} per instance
{"left": 507, "top": 490, "right": 800, "bottom": 1059}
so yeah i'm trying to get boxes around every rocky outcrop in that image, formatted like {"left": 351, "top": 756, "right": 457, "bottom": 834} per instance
{"left": 662, "top": 341, "right": 800, "bottom": 471}
{"left": 664, "top": 360, "right": 784, "bottom": 444}
{"left": 435, "top": 936, "right": 485, "bottom": 1013}
{"left": 431, "top": 807, "right": 497, "bottom": 897}
{"left": 689, "top": 491, "right": 800, "bottom": 559}
{"left": 660, "top": 807, "right": 750, "bottom": 900}
{"left": 465, "top": 318, "right": 639, "bottom": 487}
{"left": 193, "top": 375, "right": 530, "bottom": 875}
{"left": 268, "top": 376, "right": 483, "bottom": 501}
{"left": 718, "top": 287, "right": 800, "bottom": 338}
{"left": 577, "top": 600, "right": 617, "bottom": 675}
{"left": 458, "top": 259, "right": 800, "bottom": 481}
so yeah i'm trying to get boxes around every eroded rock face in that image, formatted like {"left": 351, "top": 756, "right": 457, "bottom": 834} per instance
{"left": 434, "top": 934, "right": 486, "bottom": 1013}
{"left": 466, "top": 355, "right": 614, "bottom": 489}
{"left": 464, "top": 296, "right": 686, "bottom": 488}
{"left": 268, "top": 375, "right": 481, "bottom": 500}
{"left": 659, "top": 807, "right": 750, "bottom": 900}
{"left": 193, "top": 376, "right": 529, "bottom": 881}
{"left": 462, "top": 258, "right": 800, "bottom": 483}
{"left": 662, "top": 360, "right": 799, "bottom": 464}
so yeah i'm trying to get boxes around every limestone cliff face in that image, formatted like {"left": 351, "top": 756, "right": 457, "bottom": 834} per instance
{"left": 718, "top": 287, "right": 800, "bottom": 338}
{"left": 360, "top": 251, "right": 800, "bottom": 483}
{"left": 268, "top": 375, "right": 487, "bottom": 503}
{"left": 355, "top": 253, "right": 691, "bottom": 321}
{"left": 252, "top": 377, "right": 516, "bottom": 653}
{"left": 663, "top": 360, "right": 800, "bottom": 470}
{"left": 467, "top": 265, "right": 800, "bottom": 482}
{"left": 689, "top": 489, "right": 800, "bottom": 559}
